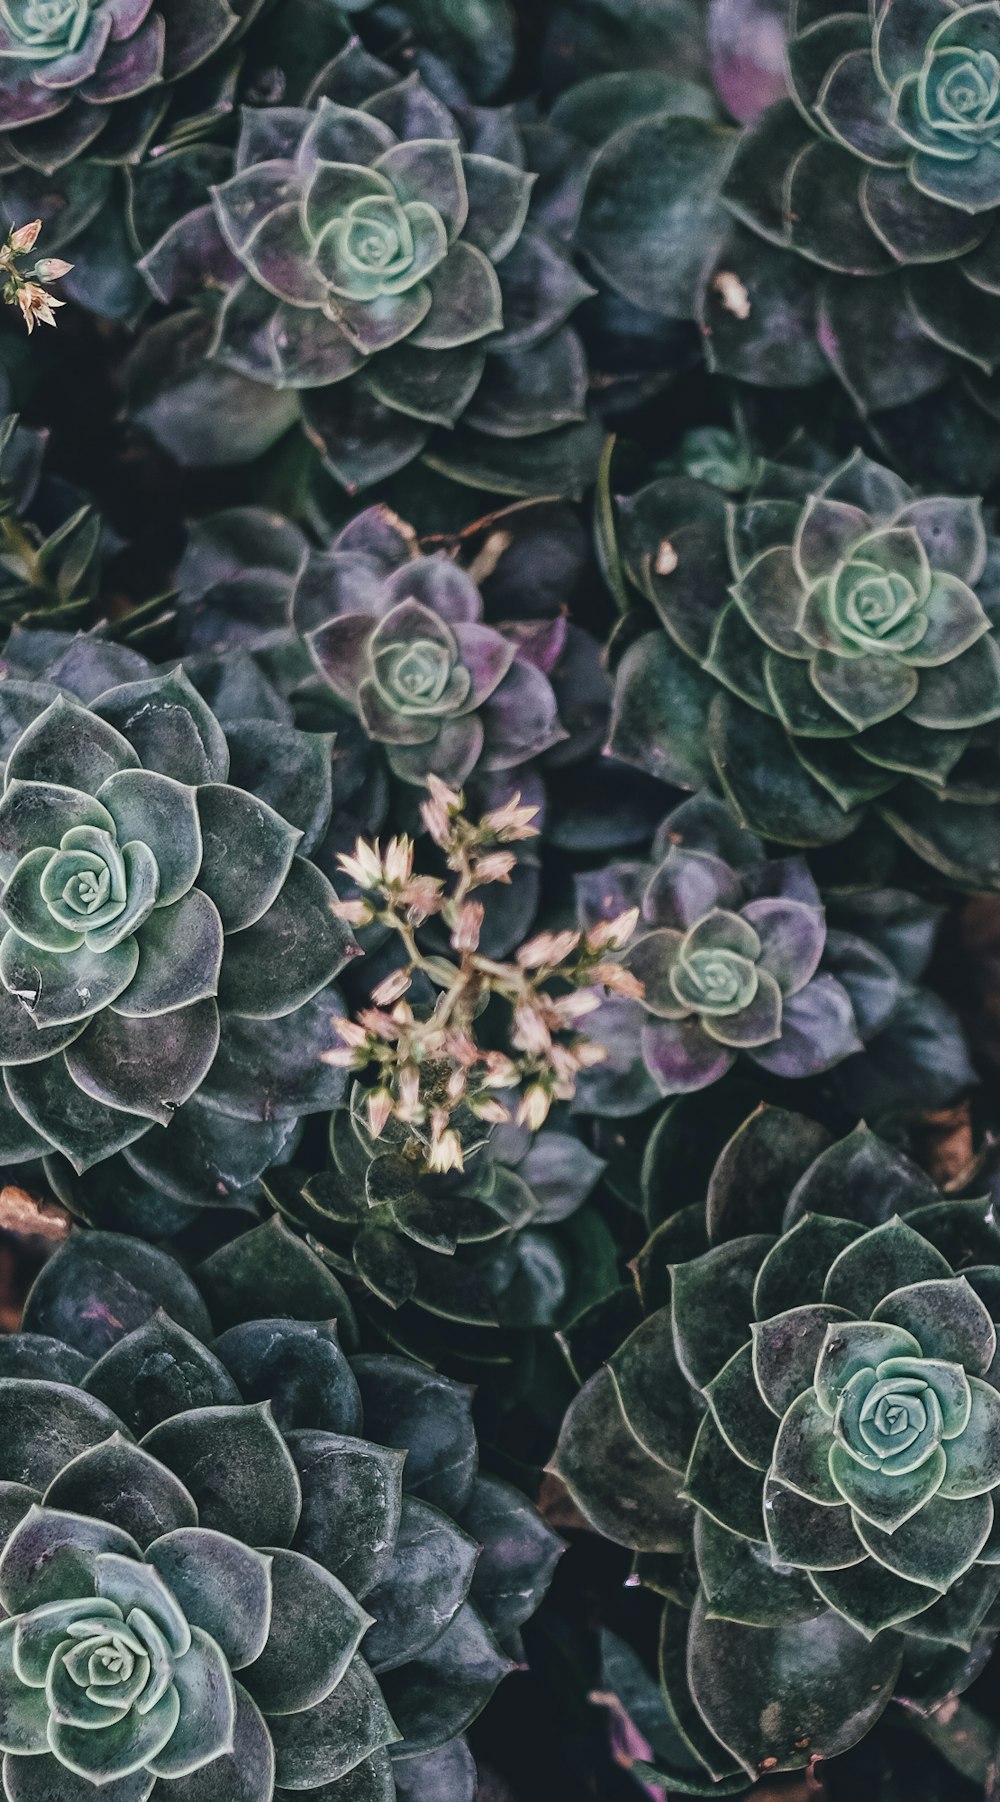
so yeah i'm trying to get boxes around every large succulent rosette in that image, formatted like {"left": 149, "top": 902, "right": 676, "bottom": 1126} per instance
{"left": 608, "top": 449, "right": 1000, "bottom": 887}
{"left": 700, "top": 0, "right": 1000, "bottom": 433}
{"left": 0, "top": 626, "right": 355, "bottom": 1219}
{"left": 0, "top": 0, "right": 249, "bottom": 174}
{"left": 266, "top": 1080, "right": 613, "bottom": 1376}
{"left": 129, "top": 40, "right": 600, "bottom": 495}
{"left": 0, "top": 1214, "right": 562, "bottom": 1800}
{"left": 553, "top": 1105, "right": 1000, "bottom": 1791}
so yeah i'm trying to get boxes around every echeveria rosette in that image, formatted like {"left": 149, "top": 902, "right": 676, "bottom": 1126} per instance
{"left": 575, "top": 791, "right": 868, "bottom": 1107}
{"left": 0, "top": 1213, "right": 562, "bottom": 1800}
{"left": 176, "top": 502, "right": 586, "bottom": 800}
{"left": 306, "top": 539, "right": 566, "bottom": 790}
{"left": 553, "top": 1105, "right": 1000, "bottom": 1789}
{"left": 0, "top": 0, "right": 248, "bottom": 175}
{"left": 609, "top": 450, "right": 1000, "bottom": 887}
{"left": 266, "top": 1080, "right": 612, "bottom": 1375}
{"left": 131, "top": 39, "right": 599, "bottom": 495}
{"left": 700, "top": 0, "right": 1000, "bottom": 432}
{"left": 0, "top": 627, "right": 354, "bottom": 1214}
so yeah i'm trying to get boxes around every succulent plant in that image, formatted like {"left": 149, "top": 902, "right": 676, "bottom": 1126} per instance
{"left": 0, "top": 0, "right": 251, "bottom": 174}
{"left": 266, "top": 1082, "right": 613, "bottom": 1374}
{"left": 0, "top": 626, "right": 355, "bottom": 1216}
{"left": 0, "top": 1211, "right": 562, "bottom": 1799}
{"left": 570, "top": 0, "right": 1000, "bottom": 473}
{"left": 573, "top": 790, "right": 975, "bottom": 1116}
{"left": 129, "top": 39, "right": 600, "bottom": 495}
{"left": 701, "top": 0, "right": 1000, "bottom": 429}
{"left": 0, "top": 401, "right": 111, "bottom": 630}
{"left": 608, "top": 448, "right": 1000, "bottom": 888}
{"left": 553, "top": 1104, "right": 1000, "bottom": 1791}
{"left": 175, "top": 498, "right": 610, "bottom": 817}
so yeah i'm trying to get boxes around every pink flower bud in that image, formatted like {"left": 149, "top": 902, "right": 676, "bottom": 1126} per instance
{"left": 367, "top": 1088, "right": 393, "bottom": 1138}
{"left": 451, "top": 900, "right": 484, "bottom": 952}
{"left": 9, "top": 220, "right": 41, "bottom": 253}
{"left": 371, "top": 967, "right": 412, "bottom": 1007}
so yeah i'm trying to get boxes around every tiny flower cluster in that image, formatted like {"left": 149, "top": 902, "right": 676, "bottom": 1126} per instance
{"left": 0, "top": 221, "right": 72, "bottom": 333}
{"left": 326, "top": 779, "right": 641, "bottom": 1170}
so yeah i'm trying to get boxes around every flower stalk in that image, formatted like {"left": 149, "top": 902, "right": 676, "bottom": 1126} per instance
{"left": 326, "top": 778, "right": 641, "bottom": 1169}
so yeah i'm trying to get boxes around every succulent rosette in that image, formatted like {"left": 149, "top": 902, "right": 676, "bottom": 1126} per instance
{"left": 175, "top": 500, "right": 610, "bottom": 803}
{"left": 572, "top": 789, "right": 974, "bottom": 1115}
{"left": 0, "top": 1213, "right": 562, "bottom": 1799}
{"left": 699, "top": 0, "right": 1000, "bottom": 434}
{"left": 608, "top": 449, "right": 1000, "bottom": 887}
{"left": 553, "top": 1105, "right": 1000, "bottom": 1790}
{"left": 0, "top": 626, "right": 355, "bottom": 1218}
{"left": 266, "top": 1081, "right": 614, "bottom": 1376}
{"left": 129, "top": 39, "right": 600, "bottom": 495}
{"left": 0, "top": 0, "right": 250, "bottom": 172}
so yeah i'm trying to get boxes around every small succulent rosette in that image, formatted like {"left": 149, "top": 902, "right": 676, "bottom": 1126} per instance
{"left": 574, "top": 791, "right": 887, "bottom": 1108}
{"left": 609, "top": 449, "right": 1000, "bottom": 888}
{"left": 267, "top": 1081, "right": 610, "bottom": 1372}
{"left": 0, "top": 627, "right": 355, "bottom": 1225}
{"left": 176, "top": 498, "right": 610, "bottom": 801}
{"left": 129, "top": 39, "right": 599, "bottom": 495}
{"left": 554, "top": 1106, "right": 1000, "bottom": 1791}
{"left": 0, "top": 1215, "right": 561, "bottom": 1801}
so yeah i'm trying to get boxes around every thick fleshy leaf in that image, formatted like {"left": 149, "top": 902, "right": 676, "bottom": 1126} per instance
{"left": 0, "top": 1507, "right": 140, "bottom": 1616}
{"left": 811, "top": 1556, "right": 938, "bottom": 1637}
{"left": 763, "top": 1475, "right": 867, "bottom": 1573}
{"left": 97, "top": 770, "right": 203, "bottom": 909}
{"left": 687, "top": 1590, "right": 901, "bottom": 1778}
{"left": 379, "top": 1601, "right": 512, "bottom": 1753}
{"left": 671, "top": 1236, "right": 775, "bottom": 1391}
{"left": 240, "top": 1545, "right": 372, "bottom": 1713}
{"left": 550, "top": 1366, "right": 689, "bottom": 1552}
{"left": 5, "top": 696, "right": 139, "bottom": 796}
{"left": 213, "top": 1318, "right": 361, "bottom": 1437}
{"left": 939, "top": 1379, "right": 1000, "bottom": 1499}
{"left": 830, "top": 1439, "right": 947, "bottom": 1531}
{"left": 94, "top": 672, "right": 230, "bottom": 787}
{"left": 218, "top": 857, "right": 354, "bottom": 1019}
{"left": 24, "top": 1231, "right": 212, "bottom": 1360}
{"left": 361, "top": 1496, "right": 477, "bottom": 1673}
{"left": 770, "top": 1390, "right": 840, "bottom": 1506}
{"left": 0, "top": 783, "right": 115, "bottom": 885}
{"left": 872, "top": 1277, "right": 998, "bottom": 1375}
{"left": 65, "top": 998, "right": 221, "bottom": 1127}
{"left": 350, "top": 1357, "right": 475, "bottom": 1515}
{"left": 753, "top": 1216, "right": 866, "bottom": 1318}
{"left": 288, "top": 1429, "right": 405, "bottom": 1598}
{"left": 146, "top": 1529, "right": 272, "bottom": 1671}
{"left": 814, "top": 1318, "right": 922, "bottom": 1417}
{"left": 43, "top": 1435, "right": 197, "bottom": 1549}
{"left": 195, "top": 783, "right": 300, "bottom": 932}
{"left": 146, "top": 1627, "right": 236, "bottom": 1778}
{"left": 857, "top": 1491, "right": 994, "bottom": 1592}
{"left": 823, "top": 1218, "right": 952, "bottom": 1316}
{"left": 409, "top": 242, "right": 503, "bottom": 349}
{"left": 268, "top": 1653, "right": 400, "bottom": 1786}
{"left": 5, "top": 1053, "right": 150, "bottom": 1172}
{"left": 683, "top": 1412, "right": 767, "bottom": 1541}
{"left": 753, "top": 1304, "right": 853, "bottom": 1417}
{"left": 113, "top": 891, "right": 224, "bottom": 1018}
{"left": 2, "top": 1753, "right": 156, "bottom": 1802}
{"left": 694, "top": 1512, "right": 821, "bottom": 1628}
{"left": 141, "top": 1404, "right": 302, "bottom": 1546}
{"left": 154, "top": 1680, "right": 273, "bottom": 1802}
{"left": 460, "top": 1473, "right": 562, "bottom": 1638}
{"left": 704, "top": 1342, "right": 779, "bottom": 1471}
{"left": 610, "top": 1309, "right": 699, "bottom": 1474}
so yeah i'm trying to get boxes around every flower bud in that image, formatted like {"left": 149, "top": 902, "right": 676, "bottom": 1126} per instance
{"left": 586, "top": 907, "right": 640, "bottom": 951}
{"left": 367, "top": 1087, "right": 394, "bottom": 1138}
{"left": 9, "top": 220, "right": 41, "bottom": 253}
{"left": 516, "top": 1084, "right": 551, "bottom": 1131}
{"left": 451, "top": 900, "right": 484, "bottom": 952}
{"left": 31, "top": 258, "right": 73, "bottom": 282}
{"left": 371, "top": 967, "right": 412, "bottom": 1007}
